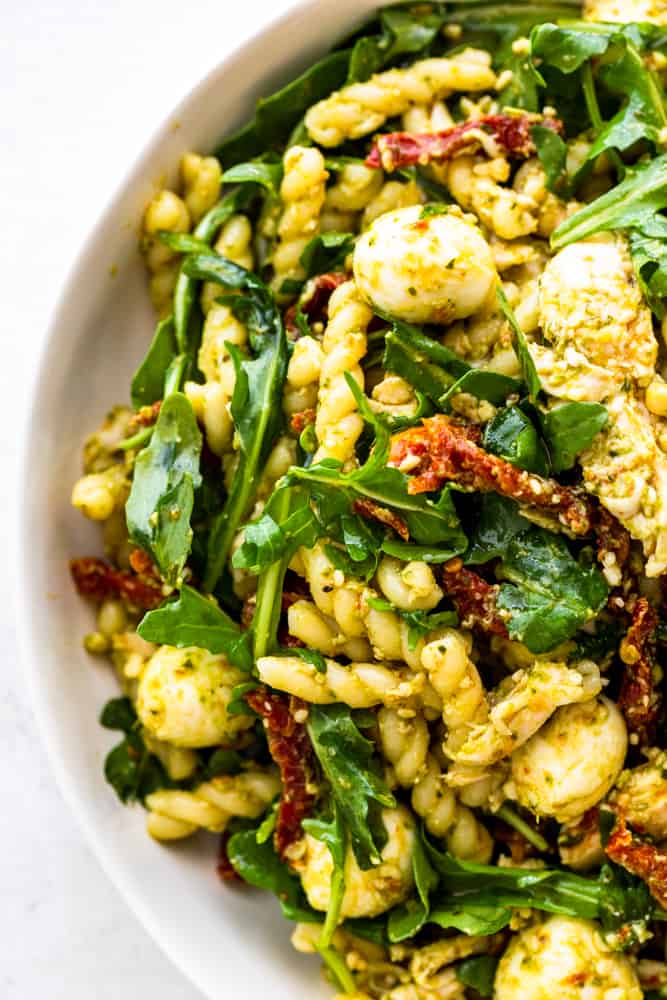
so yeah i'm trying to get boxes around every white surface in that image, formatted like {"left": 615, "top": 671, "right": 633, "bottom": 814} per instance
{"left": 1, "top": 2, "right": 304, "bottom": 997}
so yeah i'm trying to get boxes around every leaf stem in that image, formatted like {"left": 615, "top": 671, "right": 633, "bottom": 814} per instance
{"left": 317, "top": 945, "right": 356, "bottom": 995}
{"left": 251, "top": 486, "right": 292, "bottom": 659}
{"left": 581, "top": 62, "right": 625, "bottom": 180}
{"left": 496, "top": 803, "right": 549, "bottom": 853}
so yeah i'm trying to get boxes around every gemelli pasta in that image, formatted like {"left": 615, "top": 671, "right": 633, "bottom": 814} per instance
{"left": 70, "top": 2, "right": 667, "bottom": 996}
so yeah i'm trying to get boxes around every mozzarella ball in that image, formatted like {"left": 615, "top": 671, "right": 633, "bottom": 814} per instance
{"left": 495, "top": 916, "right": 642, "bottom": 1000}
{"left": 353, "top": 205, "right": 496, "bottom": 325}
{"left": 537, "top": 238, "right": 657, "bottom": 396}
{"left": 136, "top": 645, "right": 253, "bottom": 748}
{"left": 585, "top": 0, "right": 667, "bottom": 23}
{"left": 508, "top": 697, "right": 627, "bottom": 822}
{"left": 297, "top": 807, "right": 415, "bottom": 919}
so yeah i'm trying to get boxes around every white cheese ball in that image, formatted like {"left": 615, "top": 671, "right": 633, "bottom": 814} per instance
{"left": 136, "top": 645, "right": 252, "bottom": 748}
{"left": 585, "top": 0, "right": 667, "bottom": 23}
{"left": 353, "top": 205, "right": 496, "bottom": 325}
{"left": 536, "top": 238, "right": 657, "bottom": 400}
{"left": 298, "top": 806, "right": 415, "bottom": 919}
{"left": 508, "top": 697, "right": 627, "bottom": 823}
{"left": 495, "top": 916, "right": 642, "bottom": 1000}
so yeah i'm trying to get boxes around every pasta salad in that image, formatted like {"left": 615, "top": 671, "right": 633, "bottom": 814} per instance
{"left": 70, "top": 1, "right": 667, "bottom": 995}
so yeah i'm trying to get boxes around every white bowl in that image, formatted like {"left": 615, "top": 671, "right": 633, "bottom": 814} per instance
{"left": 17, "top": 2, "right": 385, "bottom": 996}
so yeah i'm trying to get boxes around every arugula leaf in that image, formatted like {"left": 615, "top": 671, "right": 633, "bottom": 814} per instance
{"left": 215, "top": 50, "right": 351, "bottom": 166}
{"left": 387, "top": 829, "right": 439, "bottom": 942}
{"left": 552, "top": 154, "right": 667, "bottom": 248}
{"left": 300, "top": 232, "right": 355, "bottom": 280}
{"left": 307, "top": 704, "right": 395, "bottom": 869}
{"left": 541, "top": 402, "right": 608, "bottom": 473}
{"left": 222, "top": 159, "right": 283, "bottom": 195}
{"left": 227, "top": 826, "right": 318, "bottom": 922}
{"left": 530, "top": 21, "right": 614, "bottom": 73}
{"left": 497, "top": 287, "right": 540, "bottom": 400}
{"left": 456, "top": 956, "right": 499, "bottom": 996}
{"left": 136, "top": 585, "right": 253, "bottom": 672}
{"left": 439, "top": 369, "right": 522, "bottom": 410}
{"left": 629, "top": 214, "right": 667, "bottom": 318}
{"left": 125, "top": 393, "right": 202, "bottom": 585}
{"left": 465, "top": 494, "right": 531, "bottom": 566}
{"left": 289, "top": 382, "right": 468, "bottom": 552}
{"left": 497, "top": 528, "right": 609, "bottom": 653}
{"left": 532, "top": 124, "right": 569, "bottom": 194}
{"left": 100, "top": 697, "right": 172, "bottom": 803}
{"left": 380, "top": 538, "right": 468, "bottom": 563}
{"left": 347, "top": 5, "right": 446, "bottom": 84}
{"left": 383, "top": 321, "right": 468, "bottom": 406}
{"left": 325, "top": 541, "right": 378, "bottom": 583}
{"left": 366, "top": 596, "right": 457, "bottom": 650}
{"left": 181, "top": 253, "right": 288, "bottom": 594}
{"left": 232, "top": 485, "right": 320, "bottom": 575}
{"left": 131, "top": 317, "right": 177, "bottom": 409}
{"left": 483, "top": 406, "right": 549, "bottom": 475}
{"left": 204, "top": 748, "right": 244, "bottom": 778}
{"left": 303, "top": 802, "right": 347, "bottom": 948}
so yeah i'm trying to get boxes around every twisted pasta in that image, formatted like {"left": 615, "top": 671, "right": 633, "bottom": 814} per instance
{"left": 180, "top": 152, "right": 222, "bottom": 224}
{"left": 256, "top": 653, "right": 426, "bottom": 709}
{"left": 378, "top": 707, "right": 493, "bottom": 861}
{"left": 321, "top": 162, "right": 384, "bottom": 233}
{"left": 142, "top": 186, "right": 192, "bottom": 315}
{"left": 314, "top": 281, "right": 372, "bottom": 464}
{"left": 272, "top": 146, "right": 328, "bottom": 293}
{"left": 145, "top": 769, "right": 281, "bottom": 841}
{"left": 305, "top": 50, "right": 497, "bottom": 147}
{"left": 361, "top": 178, "right": 423, "bottom": 230}
{"left": 184, "top": 294, "right": 249, "bottom": 455}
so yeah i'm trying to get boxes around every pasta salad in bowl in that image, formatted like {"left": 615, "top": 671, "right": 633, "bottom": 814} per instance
{"left": 65, "top": 0, "right": 667, "bottom": 996}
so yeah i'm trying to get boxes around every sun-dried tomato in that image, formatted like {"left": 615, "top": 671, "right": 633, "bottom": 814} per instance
{"left": 353, "top": 497, "right": 409, "bottom": 541}
{"left": 70, "top": 556, "right": 164, "bottom": 610}
{"left": 245, "top": 687, "right": 316, "bottom": 859}
{"left": 366, "top": 113, "right": 563, "bottom": 172}
{"left": 284, "top": 272, "right": 349, "bottom": 338}
{"left": 290, "top": 408, "right": 317, "bottom": 435}
{"left": 618, "top": 598, "right": 661, "bottom": 746}
{"left": 440, "top": 558, "right": 509, "bottom": 637}
{"left": 127, "top": 400, "right": 162, "bottom": 433}
{"left": 606, "top": 815, "right": 667, "bottom": 910}
{"left": 389, "top": 415, "right": 593, "bottom": 536}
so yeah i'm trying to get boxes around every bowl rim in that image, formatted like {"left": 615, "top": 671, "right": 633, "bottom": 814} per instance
{"left": 14, "top": 1, "right": 326, "bottom": 994}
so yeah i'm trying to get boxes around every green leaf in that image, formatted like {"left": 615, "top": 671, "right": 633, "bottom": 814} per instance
{"left": 215, "top": 50, "right": 351, "bottom": 166}
{"left": 347, "top": 35, "right": 385, "bottom": 84}
{"left": 300, "top": 232, "right": 355, "bottom": 279}
{"left": 205, "top": 748, "right": 243, "bottom": 778}
{"left": 552, "top": 154, "right": 667, "bottom": 249}
{"left": 136, "top": 585, "right": 253, "bottom": 672}
{"left": 307, "top": 704, "right": 395, "bottom": 869}
{"left": 465, "top": 494, "right": 531, "bottom": 566}
{"left": 541, "top": 402, "right": 608, "bottom": 473}
{"left": 497, "top": 528, "right": 609, "bottom": 653}
{"left": 126, "top": 393, "right": 202, "bottom": 585}
{"left": 387, "top": 829, "right": 439, "bottom": 942}
{"left": 383, "top": 321, "right": 467, "bottom": 406}
{"left": 532, "top": 124, "right": 569, "bottom": 194}
{"left": 303, "top": 801, "right": 347, "bottom": 947}
{"left": 227, "top": 827, "right": 317, "bottom": 922}
{"left": 530, "top": 21, "right": 612, "bottom": 73}
{"left": 496, "top": 286, "right": 540, "bottom": 400}
{"left": 366, "top": 596, "right": 457, "bottom": 650}
{"left": 380, "top": 538, "right": 467, "bottom": 563}
{"left": 629, "top": 215, "right": 667, "bottom": 319}
{"left": 181, "top": 254, "right": 288, "bottom": 593}
{"left": 100, "top": 696, "right": 136, "bottom": 733}
{"left": 100, "top": 697, "right": 172, "bottom": 804}
{"left": 457, "top": 956, "right": 499, "bottom": 996}
{"left": 232, "top": 485, "right": 320, "bottom": 575}
{"left": 429, "top": 901, "right": 514, "bottom": 936}
{"left": 439, "top": 369, "right": 522, "bottom": 410}
{"left": 131, "top": 316, "right": 177, "bottom": 408}
{"left": 223, "top": 159, "right": 283, "bottom": 195}
{"left": 289, "top": 383, "right": 468, "bottom": 553}
{"left": 483, "top": 406, "right": 549, "bottom": 475}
